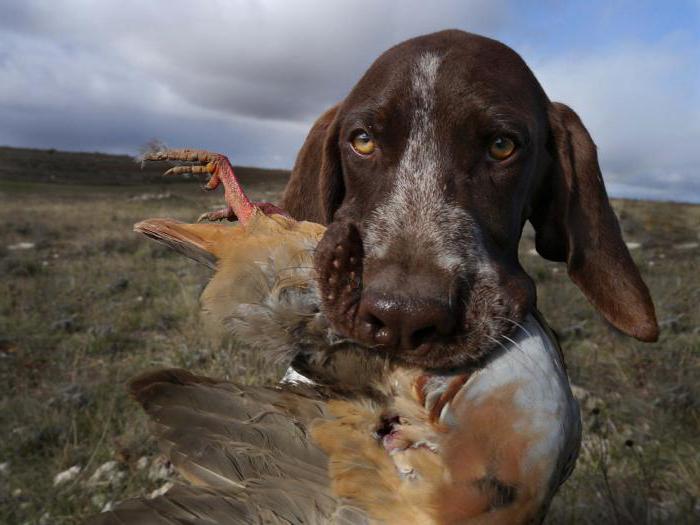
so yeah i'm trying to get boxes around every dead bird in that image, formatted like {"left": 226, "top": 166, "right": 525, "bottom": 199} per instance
{"left": 90, "top": 149, "right": 581, "bottom": 525}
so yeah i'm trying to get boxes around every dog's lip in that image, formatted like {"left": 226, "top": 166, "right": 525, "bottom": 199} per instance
{"left": 357, "top": 330, "right": 474, "bottom": 365}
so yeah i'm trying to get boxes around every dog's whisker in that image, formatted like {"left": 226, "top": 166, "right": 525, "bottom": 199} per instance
{"left": 494, "top": 315, "right": 533, "bottom": 339}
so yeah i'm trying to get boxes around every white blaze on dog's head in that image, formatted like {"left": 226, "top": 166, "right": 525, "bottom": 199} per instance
{"left": 363, "top": 52, "right": 474, "bottom": 273}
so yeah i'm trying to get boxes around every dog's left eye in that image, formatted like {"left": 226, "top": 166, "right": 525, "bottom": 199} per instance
{"left": 488, "top": 137, "right": 516, "bottom": 161}
{"left": 351, "top": 131, "right": 376, "bottom": 155}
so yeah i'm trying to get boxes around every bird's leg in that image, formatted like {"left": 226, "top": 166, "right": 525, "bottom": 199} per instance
{"left": 142, "top": 148, "right": 289, "bottom": 226}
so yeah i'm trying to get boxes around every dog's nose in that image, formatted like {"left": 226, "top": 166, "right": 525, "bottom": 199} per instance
{"left": 358, "top": 290, "right": 456, "bottom": 350}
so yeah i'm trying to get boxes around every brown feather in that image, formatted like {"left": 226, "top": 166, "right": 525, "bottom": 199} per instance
{"left": 91, "top": 202, "right": 579, "bottom": 524}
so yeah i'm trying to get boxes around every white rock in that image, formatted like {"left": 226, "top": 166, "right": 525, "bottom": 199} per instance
{"left": 8, "top": 242, "right": 35, "bottom": 251}
{"left": 0, "top": 462, "right": 9, "bottom": 475}
{"left": 625, "top": 241, "right": 641, "bottom": 250}
{"left": 569, "top": 384, "right": 589, "bottom": 401}
{"left": 87, "top": 460, "right": 120, "bottom": 487}
{"left": 53, "top": 465, "right": 81, "bottom": 486}
{"left": 129, "top": 192, "right": 172, "bottom": 201}
{"left": 135, "top": 456, "right": 149, "bottom": 470}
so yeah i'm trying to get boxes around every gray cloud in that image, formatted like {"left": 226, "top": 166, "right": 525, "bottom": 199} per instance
{"left": 529, "top": 35, "right": 700, "bottom": 203}
{"left": 0, "top": 0, "right": 697, "bottom": 202}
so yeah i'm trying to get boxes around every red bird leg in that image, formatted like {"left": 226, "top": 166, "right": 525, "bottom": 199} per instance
{"left": 255, "top": 202, "right": 290, "bottom": 216}
{"left": 202, "top": 155, "right": 258, "bottom": 224}
{"left": 142, "top": 148, "right": 289, "bottom": 225}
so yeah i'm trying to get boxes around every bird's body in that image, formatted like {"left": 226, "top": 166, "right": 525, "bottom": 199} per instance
{"left": 90, "top": 150, "right": 580, "bottom": 524}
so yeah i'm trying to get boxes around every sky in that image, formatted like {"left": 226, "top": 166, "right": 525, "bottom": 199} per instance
{"left": 0, "top": 0, "right": 698, "bottom": 202}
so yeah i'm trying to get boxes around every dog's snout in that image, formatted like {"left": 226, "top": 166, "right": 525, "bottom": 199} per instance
{"left": 358, "top": 290, "right": 456, "bottom": 351}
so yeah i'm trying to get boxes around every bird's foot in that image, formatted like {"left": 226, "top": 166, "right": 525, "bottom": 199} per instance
{"left": 375, "top": 413, "right": 439, "bottom": 481}
{"left": 142, "top": 148, "right": 289, "bottom": 225}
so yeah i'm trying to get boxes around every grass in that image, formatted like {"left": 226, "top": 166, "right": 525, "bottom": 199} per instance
{"left": 0, "top": 179, "right": 698, "bottom": 524}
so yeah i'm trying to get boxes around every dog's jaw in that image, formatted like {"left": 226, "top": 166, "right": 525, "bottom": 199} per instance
{"left": 316, "top": 217, "right": 536, "bottom": 370}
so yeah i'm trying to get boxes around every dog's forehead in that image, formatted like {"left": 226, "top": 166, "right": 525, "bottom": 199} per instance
{"left": 343, "top": 31, "right": 546, "bottom": 122}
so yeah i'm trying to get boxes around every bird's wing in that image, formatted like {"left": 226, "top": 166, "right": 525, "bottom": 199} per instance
{"left": 89, "top": 369, "right": 369, "bottom": 525}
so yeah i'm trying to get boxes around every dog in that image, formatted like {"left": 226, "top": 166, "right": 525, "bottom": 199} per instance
{"left": 281, "top": 29, "right": 658, "bottom": 370}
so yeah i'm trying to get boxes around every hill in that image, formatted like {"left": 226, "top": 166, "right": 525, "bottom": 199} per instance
{"left": 0, "top": 146, "right": 290, "bottom": 186}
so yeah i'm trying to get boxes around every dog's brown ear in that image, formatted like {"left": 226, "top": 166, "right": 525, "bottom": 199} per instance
{"left": 281, "top": 105, "right": 343, "bottom": 224}
{"left": 530, "top": 102, "right": 659, "bottom": 342}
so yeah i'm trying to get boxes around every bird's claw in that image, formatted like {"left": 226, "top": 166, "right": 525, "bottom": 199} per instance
{"left": 142, "top": 148, "right": 289, "bottom": 226}
{"left": 197, "top": 208, "right": 235, "bottom": 223}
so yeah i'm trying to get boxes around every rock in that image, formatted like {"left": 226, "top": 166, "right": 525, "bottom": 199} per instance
{"left": 7, "top": 242, "right": 35, "bottom": 251}
{"left": 570, "top": 384, "right": 588, "bottom": 402}
{"left": 0, "top": 462, "right": 9, "bottom": 476}
{"left": 570, "top": 384, "right": 606, "bottom": 415}
{"left": 135, "top": 456, "right": 149, "bottom": 471}
{"left": 129, "top": 192, "right": 173, "bottom": 202}
{"left": 87, "top": 460, "right": 125, "bottom": 487}
{"left": 53, "top": 465, "right": 81, "bottom": 486}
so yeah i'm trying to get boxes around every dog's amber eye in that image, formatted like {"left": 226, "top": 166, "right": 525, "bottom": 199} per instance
{"left": 489, "top": 137, "right": 516, "bottom": 161}
{"left": 351, "top": 131, "right": 376, "bottom": 155}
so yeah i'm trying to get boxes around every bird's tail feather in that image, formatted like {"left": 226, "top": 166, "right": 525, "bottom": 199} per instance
{"left": 134, "top": 218, "right": 238, "bottom": 269}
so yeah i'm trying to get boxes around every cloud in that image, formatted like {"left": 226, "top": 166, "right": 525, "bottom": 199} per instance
{"left": 529, "top": 34, "right": 700, "bottom": 202}
{"left": 0, "top": 0, "right": 507, "bottom": 121}
{"left": 0, "top": 0, "right": 697, "bottom": 201}
{"left": 0, "top": 0, "right": 508, "bottom": 164}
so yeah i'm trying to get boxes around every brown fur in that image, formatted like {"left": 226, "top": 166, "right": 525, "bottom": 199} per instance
{"left": 282, "top": 30, "right": 658, "bottom": 370}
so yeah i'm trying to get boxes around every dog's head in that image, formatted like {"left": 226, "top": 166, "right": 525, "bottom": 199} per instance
{"left": 304, "top": 30, "right": 657, "bottom": 370}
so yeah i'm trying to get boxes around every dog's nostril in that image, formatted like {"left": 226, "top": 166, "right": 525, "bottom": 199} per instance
{"left": 359, "top": 311, "right": 396, "bottom": 346}
{"left": 409, "top": 325, "right": 440, "bottom": 349}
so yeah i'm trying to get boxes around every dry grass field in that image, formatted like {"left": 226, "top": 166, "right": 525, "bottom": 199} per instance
{"left": 0, "top": 149, "right": 698, "bottom": 524}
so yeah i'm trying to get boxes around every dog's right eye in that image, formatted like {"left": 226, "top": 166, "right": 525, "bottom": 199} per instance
{"left": 351, "top": 131, "right": 376, "bottom": 156}
{"left": 488, "top": 136, "right": 517, "bottom": 161}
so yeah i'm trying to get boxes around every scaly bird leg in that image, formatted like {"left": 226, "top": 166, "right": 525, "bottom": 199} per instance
{"left": 142, "top": 148, "right": 289, "bottom": 226}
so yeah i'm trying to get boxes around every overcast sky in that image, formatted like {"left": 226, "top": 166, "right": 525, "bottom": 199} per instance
{"left": 1, "top": 1, "right": 698, "bottom": 202}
